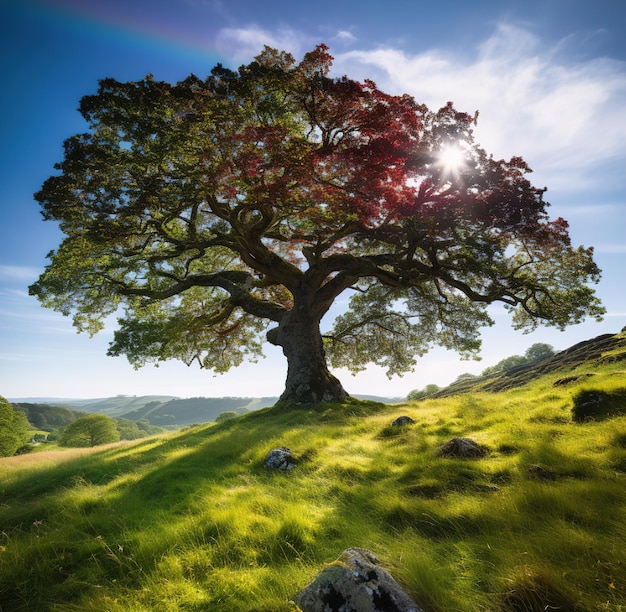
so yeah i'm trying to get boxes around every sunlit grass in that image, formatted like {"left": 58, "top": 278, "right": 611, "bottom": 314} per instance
{"left": 1, "top": 359, "right": 626, "bottom": 609}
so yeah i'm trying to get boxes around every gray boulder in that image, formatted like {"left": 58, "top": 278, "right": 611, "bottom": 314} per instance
{"left": 293, "top": 547, "right": 422, "bottom": 612}
{"left": 391, "top": 416, "right": 416, "bottom": 427}
{"left": 263, "top": 447, "right": 296, "bottom": 470}
{"left": 437, "top": 437, "right": 489, "bottom": 458}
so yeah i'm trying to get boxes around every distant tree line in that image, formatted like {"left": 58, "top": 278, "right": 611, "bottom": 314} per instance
{"left": 0, "top": 399, "right": 166, "bottom": 456}
{"left": 407, "top": 384, "right": 442, "bottom": 401}
{"left": 14, "top": 403, "right": 86, "bottom": 431}
{"left": 57, "top": 414, "right": 164, "bottom": 447}
{"left": 0, "top": 395, "right": 260, "bottom": 456}
{"left": 480, "top": 343, "right": 555, "bottom": 376}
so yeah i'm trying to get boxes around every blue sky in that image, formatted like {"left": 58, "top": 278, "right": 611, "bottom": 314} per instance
{"left": 1, "top": 0, "right": 625, "bottom": 400}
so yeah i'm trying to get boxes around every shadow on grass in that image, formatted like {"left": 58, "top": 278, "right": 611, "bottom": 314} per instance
{"left": 2, "top": 395, "right": 626, "bottom": 611}
{"left": 0, "top": 399, "right": 390, "bottom": 608}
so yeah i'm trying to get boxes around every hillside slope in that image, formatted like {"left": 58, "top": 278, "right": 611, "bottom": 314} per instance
{"left": 434, "top": 330, "right": 626, "bottom": 397}
{"left": 1, "top": 331, "right": 625, "bottom": 611}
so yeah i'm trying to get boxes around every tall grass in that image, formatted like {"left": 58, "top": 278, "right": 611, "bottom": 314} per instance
{"left": 1, "top": 359, "right": 625, "bottom": 610}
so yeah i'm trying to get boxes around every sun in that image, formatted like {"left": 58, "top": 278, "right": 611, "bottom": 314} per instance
{"left": 437, "top": 145, "right": 466, "bottom": 177}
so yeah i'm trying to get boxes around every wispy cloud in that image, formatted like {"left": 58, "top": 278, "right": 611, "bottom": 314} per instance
{"left": 0, "top": 265, "right": 41, "bottom": 282}
{"left": 214, "top": 23, "right": 626, "bottom": 195}
{"left": 334, "top": 24, "right": 626, "bottom": 190}
{"left": 0, "top": 308, "right": 67, "bottom": 325}
{"left": 1, "top": 288, "right": 30, "bottom": 299}
{"left": 556, "top": 204, "right": 621, "bottom": 217}
{"left": 334, "top": 29, "right": 357, "bottom": 43}
{"left": 595, "top": 244, "right": 626, "bottom": 254}
{"left": 215, "top": 24, "right": 311, "bottom": 63}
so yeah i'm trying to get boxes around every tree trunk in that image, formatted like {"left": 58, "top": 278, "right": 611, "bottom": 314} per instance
{"left": 269, "top": 297, "right": 349, "bottom": 405}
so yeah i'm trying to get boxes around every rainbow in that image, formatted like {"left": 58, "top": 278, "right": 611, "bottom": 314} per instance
{"left": 13, "top": 0, "right": 227, "bottom": 69}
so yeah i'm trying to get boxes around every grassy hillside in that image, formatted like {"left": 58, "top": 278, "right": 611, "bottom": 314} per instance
{"left": 1, "top": 335, "right": 625, "bottom": 611}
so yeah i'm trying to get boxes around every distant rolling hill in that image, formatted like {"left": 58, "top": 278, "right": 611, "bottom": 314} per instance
{"left": 117, "top": 396, "right": 279, "bottom": 427}
{"left": 8, "top": 394, "right": 401, "bottom": 428}
{"left": 8, "top": 395, "right": 178, "bottom": 412}
{"left": 8, "top": 395, "right": 272, "bottom": 428}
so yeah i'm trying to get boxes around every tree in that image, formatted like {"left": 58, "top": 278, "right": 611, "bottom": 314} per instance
{"left": 482, "top": 354, "right": 526, "bottom": 376}
{"left": 407, "top": 384, "right": 441, "bottom": 401}
{"left": 0, "top": 396, "right": 30, "bottom": 457}
{"left": 524, "top": 342, "right": 555, "bottom": 363}
{"left": 59, "top": 414, "right": 120, "bottom": 447}
{"left": 454, "top": 372, "right": 477, "bottom": 383}
{"left": 216, "top": 410, "right": 239, "bottom": 422}
{"left": 482, "top": 342, "right": 556, "bottom": 376}
{"left": 30, "top": 46, "right": 604, "bottom": 405}
{"left": 115, "top": 417, "right": 164, "bottom": 439}
{"left": 115, "top": 417, "right": 146, "bottom": 440}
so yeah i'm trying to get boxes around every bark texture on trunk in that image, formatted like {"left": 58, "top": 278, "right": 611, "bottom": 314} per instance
{"left": 270, "top": 299, "right": 348, "bottom": 405}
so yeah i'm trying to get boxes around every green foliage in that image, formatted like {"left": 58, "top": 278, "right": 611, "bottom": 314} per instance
{"left": 29, "top": 46, "right": 604, "bottom": 404}
{"left": 407, "top": 383, "right": 441, "bottom": 401}
{"left": 0, "top": 396, "right": 30, "bottom": 457}
{"left": 215, "top": 411, "right": 239, "bottom": 422}
{"left": 15, "top": 444, "right": 34, "bottom": 455}
{"left": 482, "top": 354, "right": 527, "bottom": 375}
{"left": 1, "top": 348, "right": 626, "bottom": 610}
{"left": 59, "top": 414, "right": 121, "bottom": 447}
{"left": 482, "top": 342, "right": 556, "bottom": 376}
{"left": 524, "top": 342, "right": 555, "bottom": 362}
{"left": 14, "top": 402, "right": 85, "bottom": 430}
{"left": 135, "top": 418, "right": 165, "bottom": 436}
{"left": 115, "top": 417, "right": 163, "bottom": 440}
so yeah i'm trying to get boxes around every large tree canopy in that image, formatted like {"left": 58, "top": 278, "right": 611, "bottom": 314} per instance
{"left": 30, "top": 45, "right": 604, "bottom": 404}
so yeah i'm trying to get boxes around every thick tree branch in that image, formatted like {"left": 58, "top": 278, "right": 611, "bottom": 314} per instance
{"left": 116, "top": 271, "right": 287, "bottom": 322}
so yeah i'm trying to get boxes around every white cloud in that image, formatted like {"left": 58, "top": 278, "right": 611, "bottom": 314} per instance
{"left": 0, "top": 308, "right": 66, "bottom": 324}
{"left": 556, "top": 204, "right": 620, "bottom": 217}
{"left": 2, "top": 288, "right": 30, "bottom": 299}
{"left": 596, "top": 244, "right": 626, "bottom": 254}
{"left": 215, "top": 24, "right": 311, "bottom": 63}
{"left": 213, "top": 23, "right": 626, "bottom": 194}
{"left": 332, "top": 24, "right": 626, "bottom": 191}
{"left": 334, "top": 29, "right": 357, "bottom": 42}
{"left": 0, "top": 265, "right": 41, "bottom": 282}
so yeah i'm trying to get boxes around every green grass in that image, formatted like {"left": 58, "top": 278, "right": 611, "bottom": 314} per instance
{"left": 1, "top": 361, "right": 626, "bottom": 610}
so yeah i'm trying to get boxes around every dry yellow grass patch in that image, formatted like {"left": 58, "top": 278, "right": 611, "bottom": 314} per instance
{"left": 0, "top": 440, "right": 133, "bottom": 468}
